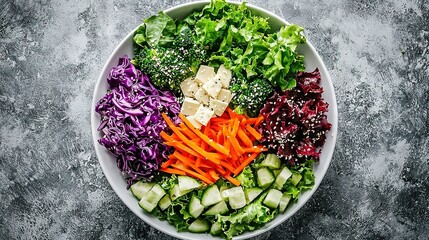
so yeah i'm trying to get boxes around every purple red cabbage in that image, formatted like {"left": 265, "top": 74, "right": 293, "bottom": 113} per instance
{"left": 257, "top": 68, "right": 331, "bottom": 166}
{"left": 95, "top": 56, "right": 180, "bottom": 187}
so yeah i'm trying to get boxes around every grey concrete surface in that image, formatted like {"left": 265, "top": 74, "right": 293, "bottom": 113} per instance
{"left": 0, "top": 0, "right": 428, "bottom": 239}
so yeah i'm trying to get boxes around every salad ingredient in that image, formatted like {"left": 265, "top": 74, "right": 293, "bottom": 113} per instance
{"left": 201, "top": 185, "right": 222, "bottom": 207}
{"left": 262, "top": 189, "right": 282, "bottom": 209}
{"left": 188, "top": 219, "right": 211, "bottom": 233}
{"left": 159, "top": 194, "right": 172, "bottom": 210}
{"left": 260, "top": 153, "right": 281, "bottom": 169}
{"left": 256, "top": 167, "right": 275, "bottom": 188}
{"left": 139, "top": 184, "right": 166, "bottom": 212}
{"left": 204, "top": 200, "right": 229, "bottom": 215}
{"left": 257, "top": 68, "right": 332, "bottom": 166}
{"left": 95, "top": 56, "right": 180, "bottom": 186}
{"left": 179, "top": 65, "right": 233, "bottom": 127}
{"left": 178, "top": 175, "right": 203, "bottom": 192}
{"left": 244, "top": 188, "right": 263, "bottom": 204}
{"left": 273, "top": 167, "right": 293, "bottom": 190}
{"left": 133, "top": 12, "right": 208, "bottom": 92}
{"left": 160, "top": 110, "right": 267, "bottom": 185}
{"left": 278, "top": 193, "right": 292, "bottom": 213}
{"left": 223, "top": 187, "right": 247, "bottom": 210}
{"left": 189, "top": 195, "right": 205, "bottom": 218}
{"left": 130, "top": 182, "right": 155, "bottom": 200}
{"left": 235, "top": 166, "right": 256, "bottom": 188}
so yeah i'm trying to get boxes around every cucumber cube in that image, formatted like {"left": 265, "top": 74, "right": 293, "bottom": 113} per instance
{"left": 257, "top": 167, "right": 275, "bottom": 188}
{"left": 274, "top": 167, "right": 293, "bottom": 190}
{"left": 244, "top": 188, "right": 263, "bottom": 203}
{"left": 260, "top": 154, "right": 281, "bottom": 169}
{"left": 263, "top": 189, "right": 283, "bottom": 209}
{"left": 130, "top": 181, "right": 154, "bottom": 200}
{"left": 158, "top": 194, "right": 171, "bottom": 211}
{"left": 201, "top": 185, "right": 222, "bottom": 207}
{"left": 289, "top": 173, "right": 302, "bottom": 186}
{"left": 188, "top": 219, "right": 211, "bottom": 233}
{"left": 144, "top": 184, "right": 166, "bottom": 204}
{"left": 210, "top": 222, "right": 222, "bottom": 235}
{"left": 279, "top": 193, "right": 292, "bottom": 213}
{"left": 225, "top": 187, "right": 246, "bottom": 210}
{"left": 178, "top": 176, "right": 202, "bottom": 192}
{"left": 204, "top": 201, "right": 229, "bottom": 215}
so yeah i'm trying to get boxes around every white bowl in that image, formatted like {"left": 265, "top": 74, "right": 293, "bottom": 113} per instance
{"left": 91, "top": 1, "right": 338, "bottom": 239}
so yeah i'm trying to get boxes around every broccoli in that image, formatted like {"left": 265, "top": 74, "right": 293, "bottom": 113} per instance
{"left": 133, "top": 31, "right": 208, "bottom": 92}
{"left": 230, "top": 78, "right": 273, "bottom": 117}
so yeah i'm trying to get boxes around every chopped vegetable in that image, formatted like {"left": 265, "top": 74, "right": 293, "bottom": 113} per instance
{"left": 95, "top": 56, "right": 180, "bottom": 186}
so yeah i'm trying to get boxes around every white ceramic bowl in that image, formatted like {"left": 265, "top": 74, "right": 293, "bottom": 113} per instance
{"left": 91, "top": 1, "right": 338, "bottom": 239}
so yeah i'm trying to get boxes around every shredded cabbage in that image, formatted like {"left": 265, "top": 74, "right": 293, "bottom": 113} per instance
{"left": 95, "top": 56, "right": 180, "bottom": 187}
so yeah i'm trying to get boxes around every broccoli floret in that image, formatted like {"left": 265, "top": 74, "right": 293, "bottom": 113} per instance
{"left": 133, "top": 32, "right": 208, "bottom": 92}
{"left": 230, "top": 78, "right": 273, "bottom": 117}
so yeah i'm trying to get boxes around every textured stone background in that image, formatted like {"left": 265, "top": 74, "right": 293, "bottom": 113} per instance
{"left": 0, "top": 0, "right": 428, "bottom": 239}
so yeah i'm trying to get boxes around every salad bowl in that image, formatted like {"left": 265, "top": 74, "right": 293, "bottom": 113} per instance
{"left": 91, "top": 1, "right": 338, "bottom": 239}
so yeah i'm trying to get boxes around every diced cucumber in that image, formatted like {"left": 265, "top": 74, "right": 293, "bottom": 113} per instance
{"left": 201, "top": 185, "right": 222, "bottom": 207}
{"left": 188, "top": 218, "right": 210, "bottom": 233}
{"left": 263, "top": 189, "right": 283, "bottom": 209}
{"left": 260, "top": 154, "right": 281, "bottom": 169}
{"left": 130, "top": 181, "right": 154, "bottom": 200}
{"left": 257, "top": 167, "right": 275, "bottom": 188}
{"left": 158, "top": 194, "right": 171, "bottom": 211}
{"left": 144, "top": 184, "right": 166, "bottom": 204}
{"left": 169, "top": 184, "right": 191, "bottom": 201}
{"left": 220, "top": 185, "right": 230, "bottom": 202}
{"left": 279, "top": 193, "right": 292, "bottom": 213}
{"left": 210, "top": 222, "right": 222, "bottom": 235}
{"left": 178, "top": 176, "right": 202, "bottom": 192}
{"left": 289, "top": 173, "right": 302, "bottom": 186}
{"left": 273, "top": 167, "right": 293, "bottom": 190}
{"left": 138, "top": 198, "right": 157, "bottom": 213}
{"left": 273, "top": 169, "right": 282, "bottom": 177}
{"left": 244, "top": 187, "right": 263, "bottom": 204}
{"left": 225, "top": 187, "right": 246, "bottom": 210}
{"left": 204, "top": 201, "right": 229, "bottom": 215}
{"left": 189, "top": 195, "right": 205, "bottom": 218}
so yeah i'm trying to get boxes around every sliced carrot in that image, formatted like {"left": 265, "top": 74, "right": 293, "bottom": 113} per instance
{"left": 223, "top": 175, "right": 241, "bottom": 186}
{"left": 171, "top": 163, "right": 213, "bottom": 184}
{"left": 233, "top": 152, "right": 259, "bottom": 176}
{"left": 255, "top": 116, "right": 264, "bottom": 127}
{"left": 160, "top": 167, "right": 186, "bottom": 176}
{"left": 161, "top": 157, "right": 176, "bottom": 169}
{"left": 231, "top": 118, "right": 240, "bottom": 137}
{"left": 179, "top": 114, "right": 230, "bottom": 157}
{"left": 237, "top": 128, "right": 253, "bottom": 148}
{"left": 229, "top": 134, "right": 245, "bottom": 156}
{"left": 245, "top": 124, "right": 262, "bottom": 141}
{"left": 208, "top": 170, "right": 220, "bottom": 181}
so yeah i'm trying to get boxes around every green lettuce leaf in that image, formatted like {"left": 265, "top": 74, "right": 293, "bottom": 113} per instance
{"left": 235, "top": 166, "right": 256, "bottom": 188}
{"left": 136, "top": 12, "right": 176, "bottom": 48}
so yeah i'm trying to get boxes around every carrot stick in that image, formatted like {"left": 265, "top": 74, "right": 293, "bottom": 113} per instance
{"left": 208, "top": 170, "right": 220, "bottom": 181}
{"left": 220, "top": 161, "right": 235, "bottom": 173}
{"left": 223, "top": 175, "right": 241, "bottom": 186}
{"left": 237, "top": 128, "right": 253, "bottom": 148}
{"left": 255, "top": 116, "right": 264, "bottom": 127}
{"left": 229, "top": 134, "right": 245, "bottom": 156}
{"left": 162, "top": 113, "right": 221, "bottom": 164}
{"left": 160, "top": 167, "right": 186, "bottom": 176}
{"left": 245, "top": 124, "right": 262, "bottom": 141}
{"left": 179, "top": 114, "right": 230, "bottom": 157}
{"left": 233, "top": 152, "right": 259, "bottom": 176}
{"left": 231, "top": 118, "right": 240, "bottom": 137}
{"left": 161, "top": 157, "right": 176, "bottom": 169}
{"left": 161, "top": 132, "right": 201, "bottom": 158}
{"left": 171, "top": 163, "right": 213, "bottom": 184}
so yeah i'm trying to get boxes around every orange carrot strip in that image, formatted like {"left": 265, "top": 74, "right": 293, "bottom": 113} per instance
{"left": 160, "top": 167, "right": 186, "bottom": 176}
{"left": 171, "top": 163, "right": 213, "bottom": 184}
{"left": 223, "top": 175, "right": 241, "bottom": 186}
{"left": 237, "top": 128, "right": 253, "bottom": 148}
{"left": 220, "top": 161, "right": 235, "bottom": 173}
{"left": 229, "top": 134, "right": 245, "bottom": 156}
{"left": 233, "top": 152, "right": 259, "bottom": 176}
{"left": 245, "top": 124, "right": 262, "bottom": 141}
{"left": 162, "top": 113, "right": 221, "bottom": 164}
{"left": 195, "top": 157, "right": 202, "bottom": 167}
{"left": 231, "top": 118, "right": 240, "bottom": 137}
{"left": 243, "top": 146, "right": 268, "bottom": 153}
{"left": 161, "top": 158, "right": 176, "bottom": 168}
{"left": 208, "top": 170, "right": 220, "bottom": 181}
{"left": 179, "top": 114, "right": 230, "bottom": 157}
{"left": 175, "top": 154, "right": 212, "bottom": 181}
{"left": 245, "top": 118, "right": 259, "bottom": 125}
{"left": 255, "top": 116, "right": 264, "bottom": 127}
{"left": 160, "top": 132, "right": 201, "bottom": 157}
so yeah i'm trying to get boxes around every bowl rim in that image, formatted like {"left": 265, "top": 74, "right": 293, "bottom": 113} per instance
{"left": 91, "top": 1, "right": 338, "bottom": 239}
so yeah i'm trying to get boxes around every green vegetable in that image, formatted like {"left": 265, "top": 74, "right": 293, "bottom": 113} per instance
{"left": 235, "top": 166, "right": 255, "bottom": 188}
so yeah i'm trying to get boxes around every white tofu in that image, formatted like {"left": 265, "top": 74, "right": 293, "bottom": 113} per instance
{"left": 180, "top": 98, "right": 200, "bottom": 116}
{"left": 194, "top": 88, "right": 209, "bottom": 105}
{"left": 202, "top": 76, "right": 222, "bottom": 98}
{"left": 180, "top": 77, "right": 200, "bottom": 97}
{"left": 217, "top": 89, "right": 232, "bottom": 103}
{"left": 186, "top": 116, "right": 202, "bottom": 130}
{"left": 195, "top": 65, "right": 216, "bottom": 85}
{"left": 194, "top": 105, "right": 214, "bottom": 126}
{"left": 217, "top": 64, "right": 232, "bottom": 88}
{"left": 209, "top": 98, "right": 229, "bottom": 116}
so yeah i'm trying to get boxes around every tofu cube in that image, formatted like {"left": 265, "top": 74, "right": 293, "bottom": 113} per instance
{"left": 180, "top": 98, "right": 200, "bottom": 116}
{"left": 186, "top": 116, "right": 202, "bottom": 130}
{"left": 180, "top": 77, "right": 200, "bottom": 97}
{"left": 209, "top": 98, "right": 229, "bottom": 116}
{"left": 195, "top": 65, "right": 216, "bottom": 85}
{"left": 217, "top": 65, "right": 232, "bottom": 88}
{"left": 194, "top": 105, "right": 214, "bottom": 126}
{"left": 202, "top": 77, "right": 222, "bottom": 98}
{"left": 194, "top": 88, "right": 209, "bottom": 105}
{"left": 217, "top": 89, "right": 232, "bottom": 103}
